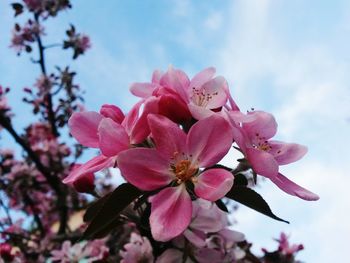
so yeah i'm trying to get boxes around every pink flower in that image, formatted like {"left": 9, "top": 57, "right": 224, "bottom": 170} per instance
{"left": 63, "top": 99, "right": 158, "bottom": 185}
{"left": 182, "top": 199, "right": 229, "bottom": 247}
{"left": 117, "top": 114, "right": 234, "bottom": 241}
{"left": 120, "top": 233, "right": 154, "bottom": 263}
{"left": 130, "top": 67, "right": 191, "bottom": 123}
{"left": 185, "top": 67, "right": 230, "bottom": 120}
{"left": 0, "top": 243, "right": 15, "bottom": 262}
{"left": 228, "top": 110, "right": 319, "bottom": 201}
{"left": 130, "top": 66, "right": 234, "bottom": 122}
{"left": 277, "top": 232, "right": 304, "bottom": 256}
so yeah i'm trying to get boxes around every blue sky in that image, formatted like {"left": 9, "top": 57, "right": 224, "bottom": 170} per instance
{"left": 1, "top": 0, "right": 350, "bottom": 262}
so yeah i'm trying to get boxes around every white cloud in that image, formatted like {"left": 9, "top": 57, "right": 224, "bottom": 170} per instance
{"left": 204, "top": 12, "right": 223, "bottom": 31}
{"left": 216, "top": 0, "right": 350, "bottom": 261}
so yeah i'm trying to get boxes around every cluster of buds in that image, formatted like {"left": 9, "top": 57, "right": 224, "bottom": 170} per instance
{"left": 10, "top": 20, "right": 44, "bottom": 55}
{"left": 12, "top": 0, "right": 71, "bottom": 18}
{"left": 262, "top": 233, "right": 304, "bottom": 263}
{"left": 63, "top": 25, "right": 91, "bottom": 59}
{"left": 0, "top": 86, "right": 12, "bottom": 120}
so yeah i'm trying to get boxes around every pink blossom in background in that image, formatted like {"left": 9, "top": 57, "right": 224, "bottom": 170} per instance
{"left": 120, "top": 233, "right": 154, "bottom": 263}
{"left": 50, "top": 239, "right": 108, "bottom": 263}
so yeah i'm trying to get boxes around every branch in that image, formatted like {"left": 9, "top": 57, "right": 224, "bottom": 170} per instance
{"left": 22, "top": 192, "right": 45, "bottom": 237}
{"left": 33, "top": 14, "right": 68, "bottom": 234}
{"left": 0, "top": 115, "right": 60, "bottom": 193}
{"left": 34, "top": 14, "right": 59, "bottom": 138}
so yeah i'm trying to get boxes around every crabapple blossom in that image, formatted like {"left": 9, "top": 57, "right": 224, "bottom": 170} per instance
{"left": 120, "top": 233, "right": 154, "bottom": 263}
{"left": 117, "top": 114, "right": 234, "bottom": 241}
{"left": 228, "top": 110, "right": 319, "bottom": 201}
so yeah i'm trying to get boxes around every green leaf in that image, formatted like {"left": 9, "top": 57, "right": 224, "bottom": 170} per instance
{"left": 83, "top": 183, "right": 142, "bottom": 239}
{"left": 215, "top": 199, "right": 228, "bottom": 213}
{"left": 226, "top": 186, "right": 289, "bottom": 223}
{"left": 83, "top": 192, "right": 112, "bottom": 222}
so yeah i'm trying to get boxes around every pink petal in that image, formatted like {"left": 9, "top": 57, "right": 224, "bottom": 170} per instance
{"left": 242, "top": 111, "right": 277, "bottom": 140}
{"left": 187, "top": 115, "right": 232, "bottom": 167}
{"left": 188, "top": 103, "right": 215, "bottom": 120}
{"left": 270, "top": 173, "right": 319, "bottom": 201}
{"left": 226, "top": 88, "right": 240, "bottom": 111}
{"left": 129, "top": 97, "right": 159, "bottom": 144}
{"left": 152, "top": 69, "right": 163, "bottom": 84}
{"left": 183, "top": 229, "right": 206, "bottom": 247}
{"left": 160, "top": 67, "right": 189, "bottom": 103}
{"left": 100, "top": 104, "right": 125, "bottom": 124}
{"left": 194, "top": 169, "right": 234, "bottom": 201}
{"left": 200, "top": 76, "right": 228, "bottom": 109}
{"left": 130, "top": 82, "right": 158, "bottom": 98}
{"left": 148, "top": 114, "right": 186, "bottom": 159}
{"left": 246, "top": 148, "right": 279, "bottom": 178}
{"left": 229, "top": 110, "right": 258, "bottom": 124}
{"left": 149, "top": 185, "right": 192, "bottom": 241}
{"left": 268, "top": 141, "right": 308, "bottom": 165}
{"left": 190, "top": 67, "right": 216, "bottom": 90}
{"left": 158, "top": 94, "right": 191, "bottom": 123}
{"left": 98, "top": 118, "right": 129, "bottom": 157}
{"left": 117, "top": 148, "right": 173, "bottom": 191}
{"left": 68, "top": 111, "right": 103, "bottom": 148}
{"left": 122, "top": 100, "right": 143, "bottom": 135}
{"left": 191, "top": 199, "right": 228, "bottom": 233}
{"left": 63, "top": 155, "right": 113, "bottom": 184}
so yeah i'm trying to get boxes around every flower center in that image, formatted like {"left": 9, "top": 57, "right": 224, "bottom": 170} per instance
{"left": 254, "top": 133, "right": 272, "bottom": 152}
{"left": 191, "top": 87, "right": 218, "bottom": 108}
{"left": 173, "top": 159, "right": 198, "bottom": 183}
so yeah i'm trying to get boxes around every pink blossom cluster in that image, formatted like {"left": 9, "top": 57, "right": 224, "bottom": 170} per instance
{"left": 50, "top": 239, "right": 108, "bottom": 263}
{"left": 63, "top": 25, "right": 91, "bottom": 59}
{"left": 10, "top": 20, "right": 44, "bottom": 54}
{"left": 261, "top": 232, "right": 304, "bottom": 263}
{"left": 119, "top": 199, "right": 245, "bottom": 263}
{"left": 22, "top": 0, "right": 71, "bottom": 17}
{"left": 65, "top": 66, "right": 319, "bottom": 244}
{"left": 26, "top": 123, "right": 70, "bottom": 166}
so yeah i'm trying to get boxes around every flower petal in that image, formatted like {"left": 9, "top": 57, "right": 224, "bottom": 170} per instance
{"left": 188, "top": 103, "right": 215, "bottom": 120}
{"left": 191, "top": 199, "right": 228, "bottom": 233}
{"left": 117, "top": 148, "right": 173, "bottom": 191}
{"left": 183, "top": 229, "right": 206, "bottom": 247}
{"left": 98, "top": 118, "right": 129, "bottom": 157}
{"left": 122, "top": 100, "right": 143, "bottom": 135}
{"left": 194, "top": 168, "right": 234, "bottom": 201}
{"left": 200, "top": 76, "right": 228, "bottom": 109}
{"left": 129, "top": 97, "right": 159, "bottom": 144}
{"left": 242, "top": 111, "right": 277, "bottom": 140}
{"left": 130, "top": 82, "right": 159, "bottom": 98}
{"left": 159, "top": 94, "right": 191, "bottom": 123}
{"left": 68, "top": 111, "right": 103, "bottom": 148}
{"left": 149, "top": 185, "right": 192, "bottom": 241}
{"left": 160, "top": 67, "right": 189, "bottom": 103}
{"left": 63, "top": 155, "right": 113, "bottom": 184}
{"left": 100, "top": 104, "right": 125, "bottom": 124}
{"left": 187, "top": 115, "right": 232, "bottom": 167}
{"left": 268, "top": 141, "right": 308, "bottom": 165}
{"left": 246, "top": 148, "right": 279, "bottom": 178}
{"left": 270, "top": 173, "right": 319, "bottom": 201}
{"left": 190, "top": 67, "right": 216, "bottom": 90}
{"left": 148, "top": 114, "right": 186, "bottom": 159}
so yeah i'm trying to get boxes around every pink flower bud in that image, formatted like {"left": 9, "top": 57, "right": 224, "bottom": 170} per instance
{"left": 0, "top": 243, "right": 14, "bottom": 261}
